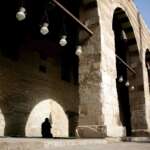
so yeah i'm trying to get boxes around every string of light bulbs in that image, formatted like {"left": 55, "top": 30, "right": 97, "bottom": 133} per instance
{"left": 16, "top": 1, "right": 83, "bottom": 57}
{"left": 118, "top": 75, "right": 135, "bottom": 91}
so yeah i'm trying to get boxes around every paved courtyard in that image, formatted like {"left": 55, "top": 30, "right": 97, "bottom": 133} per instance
{"left": 61, "top": 142, "right": 150, "bottom": 150}
{"left": 0, "top": 138, "right": 150, "bottom": 150}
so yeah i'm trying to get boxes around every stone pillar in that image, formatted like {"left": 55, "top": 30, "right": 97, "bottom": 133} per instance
{"left": 129, "top": 62, "right": 149, "bottom": 136}
{"left": 77, "top": 53, "right": 106, "bottom": 138}
{"left": 98, "top": 0, "right": 150, "bottom": 137}
{"left": 77, "top": 2, "right": 106, "bottom": 138}
{"left": 97, "top": 0, "right": 126, "bottom": 137}
{"left": 66, "top": 111, "right": 78, "bottom": 137}
{"left": 77, "top": 52, "right": 107, "bottom": 137}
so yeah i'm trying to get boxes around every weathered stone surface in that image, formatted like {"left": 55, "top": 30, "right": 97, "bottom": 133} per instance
{"left": 0, "top": 50, "right": 79, "bottom": 137}
{"left": 0, "top": 0, "right": 150, "bottom": 138}
{"left": 76, "top": 125, "right": 106, "bottom": 138}
{"left": 78, "top": 0, "right": 150, "bottom": 137}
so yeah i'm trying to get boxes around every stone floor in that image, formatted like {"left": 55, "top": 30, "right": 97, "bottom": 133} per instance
{"left": 0, "top": 138, "right": 150, "bottom": 150}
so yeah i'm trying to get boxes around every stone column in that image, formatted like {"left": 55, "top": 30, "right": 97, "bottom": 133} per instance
{"left": 77, "top": 2, "right": 106, "bottom": 138}
{"left": 97, "top": 0, "right": 126, "bottom": 137}
{"left": 66, "top": 111, "right": 78, "bottom": 137}
{"left": 77, "top": 53, "right": 106, "bottom": 138}
{"left": 129, "top": 61, "right": 150, "bottom": 136}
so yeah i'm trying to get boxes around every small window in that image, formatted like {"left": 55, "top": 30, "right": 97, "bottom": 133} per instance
{"left": 39, "top": 65, "right": 47, "bottom": 73}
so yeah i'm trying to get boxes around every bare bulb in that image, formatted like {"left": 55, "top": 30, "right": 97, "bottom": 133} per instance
{"left": 59, "top": 35, "right": 67, "bottom": 47}
{"left": 16, "top": 7, "right": 26, "bottom": 21}
{"left": 40, "top": 23, "right": 49, "bottom": 35}
{"left": 118, "top": 76, "right": 123, "bottom": 83}
{"left": 125, "top": 81, "right": 130, "bottom": 87}
{"left": 75, "top": 46, "right": 82, "bottom": 56}
{"left": 131, "top": 86, "right": 135, "bottom": 91}
{"left": 122, "top": 30, "right": 127, "bottom": 40}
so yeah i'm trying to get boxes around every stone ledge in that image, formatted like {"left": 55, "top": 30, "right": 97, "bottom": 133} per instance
{"left": 122, "top": 137, "right": 150, "bottom": 143}
{"left": 131, "top": 130, "right": 150, "bottom": 137}
{"left": 76, "top": 125, "right": 107, "bottom": 138}
{"left": 0, "top": 137, "right": 118, "bottom": 150}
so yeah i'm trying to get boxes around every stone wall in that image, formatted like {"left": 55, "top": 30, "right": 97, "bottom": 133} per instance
{"left": 77, "top": 0, "right": 150, "bottom": 137}
{"left": 0, "top": 49, "right": 79, "bottom": 137}
{"left": 0, "top": 0, "right": 150, "bottom": 138}
{"left": 77, "top": 0, "right": 106, "bottom": 138}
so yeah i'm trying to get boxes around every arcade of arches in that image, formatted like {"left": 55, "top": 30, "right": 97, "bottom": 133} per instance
{"left": 0, "top": 0, "right": 150, "bottom": 138}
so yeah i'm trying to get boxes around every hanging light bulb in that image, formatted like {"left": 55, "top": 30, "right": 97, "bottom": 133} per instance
{"left": 40, "top": 23, "right": 49, "bottom": 35}
{"left": 59, "top": 35, "right": 67, "bottom": 47}
{"left": 146, "top": 62, "right": 150, "bottom": 70}
{"left": 122, "top": 30, "right": 127, "bottom": 40}
{"left": 16, "top": 7, "right": 26, "bottom": 21}
{"left": 118, "top": 76, "right": 123, "bottom": 83}
{"left": 131, "top": 86, "right": 135, "bottom": 91}
{"left": 75, "top": 46, "right": 82, "bottom": 56}
{"left": 125, "top": 81, "right": 130, "bottom": 87}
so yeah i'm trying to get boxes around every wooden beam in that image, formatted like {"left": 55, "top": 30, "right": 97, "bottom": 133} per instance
{"left": 116, "top": 54, "right": 136, "bottom": 75}
{"left": 51, "top": 0, "right": 93, "bottom": 36}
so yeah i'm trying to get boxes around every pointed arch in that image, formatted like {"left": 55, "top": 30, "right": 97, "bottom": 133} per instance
{"left": 25, "top": 99, "right": 69, "bottom": 137}
{"left": 113, "top": 7, "right": 147, "bottom": 136}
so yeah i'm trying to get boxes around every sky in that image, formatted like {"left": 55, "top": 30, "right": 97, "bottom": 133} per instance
{"left": 134, "top": 0, "right": 150, "bottom": 29}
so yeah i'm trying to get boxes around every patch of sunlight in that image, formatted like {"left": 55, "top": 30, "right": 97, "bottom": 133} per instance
{"left": 25, "top": 99, "right": 68, "bottom": 137}
{"left": 0, "top": 109, "right": 5, "bottom": 136}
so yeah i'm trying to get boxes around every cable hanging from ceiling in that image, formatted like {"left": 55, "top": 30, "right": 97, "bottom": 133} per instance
{"left": 117, "top": 29, "right": 136, "bottom": 91}
{"left": 59, "top": 17, "right": 68, "bottom": 47}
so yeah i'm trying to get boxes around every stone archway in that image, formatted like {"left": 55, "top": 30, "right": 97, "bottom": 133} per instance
{"left": 25, "top": 99, "right": 69, "bottom": 137}
{"left": 113, "top": 8, "right": 148, "bottom": 136}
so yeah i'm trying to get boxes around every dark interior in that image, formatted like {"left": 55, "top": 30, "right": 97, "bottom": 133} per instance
{"left": 146, "top": 49, "right": 150, "bottom": 85}
{"left": 0, "top": 0, "right": 81, "bottom": 83}
{"left": 113, "top": 12, "right": 132, "bottom": 136}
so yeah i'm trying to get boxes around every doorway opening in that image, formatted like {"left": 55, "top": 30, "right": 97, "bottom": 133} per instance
{"left": 145, "top": 49, "right": 150, "bottom": 89}
{"left": 113, "top": 8, "right": 145, "bottom": 136}
{"left": 26, "top": 99, "right": 69, "bottom": 138}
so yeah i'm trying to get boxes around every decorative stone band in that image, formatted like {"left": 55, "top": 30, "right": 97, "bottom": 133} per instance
{"left": 76, "top": 125, "right": 107, "bottom": 138}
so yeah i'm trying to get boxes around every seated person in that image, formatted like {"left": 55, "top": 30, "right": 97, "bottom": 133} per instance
{"left": 41, "top": 118, "right": 53, "bottom": 138}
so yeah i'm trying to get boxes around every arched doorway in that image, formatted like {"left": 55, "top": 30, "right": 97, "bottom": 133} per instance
{"left": 25, "top": 99, "right": 69, "bottom": 137}
{"left": 113, "top": 8, "right": 147, "bottom": 136}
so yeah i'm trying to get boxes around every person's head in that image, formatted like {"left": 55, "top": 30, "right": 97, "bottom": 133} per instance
{"left": 45, "top": 118, "right": 49, "bottom": 122}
